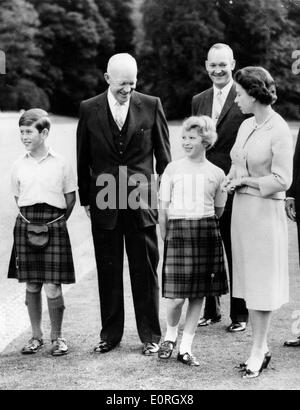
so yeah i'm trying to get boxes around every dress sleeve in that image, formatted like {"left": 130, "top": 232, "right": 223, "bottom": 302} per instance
{"left": 258, "top": 127, "right": 293, "bottom": 197}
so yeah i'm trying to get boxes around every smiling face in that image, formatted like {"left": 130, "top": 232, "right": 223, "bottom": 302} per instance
{"left": 205, "top": 47, "right": 235, "bottom": 89}
{"left": 20, "top": 125, "right": 47, "bottom": 153}
{"left": 234, "top": 83, "right": 255, "bottom": 114}
{"left": 181, "top": 128, "right": 206, "bottom": 159}
{"left": 105, "top": 61, "right": 137, "bottom": 104}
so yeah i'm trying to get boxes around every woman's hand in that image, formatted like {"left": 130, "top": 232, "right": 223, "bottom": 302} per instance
{"left": 222, "top": 177, "right": 246, "bottom": 193}
{"left": 285, "top": 198, "right": 296, "bottom": 222}
{"left": 221, "top": 177, "right": 234, "bottom": 193}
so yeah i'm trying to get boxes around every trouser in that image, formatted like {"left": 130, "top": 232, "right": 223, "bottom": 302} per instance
{"left": 91, "top": 211, "right": 161, "bottom": 345}
{"left": 204, "top": 196, "right": 248, "bottom": 323}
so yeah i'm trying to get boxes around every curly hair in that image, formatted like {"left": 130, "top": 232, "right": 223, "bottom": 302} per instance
{"left": 19, "top": 108, "right": 51, "bottom": 132}
{"left": 234, "top": 66, "right": 276, "bottom": 105}
{"left": 182, "top": 116, "right": 217, "bottom": 150}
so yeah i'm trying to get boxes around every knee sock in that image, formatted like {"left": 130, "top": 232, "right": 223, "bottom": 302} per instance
{"left": 165, "top": 324, "right": 178, "bottom": 343}
{"left": 25, "top": 290, "right": 43, "bottom": 340}
{"left": 47, "top": 295, "right": 65, "bottom": 341}
{"left": 179, "top": 332, "right": 195, "bottom": 355}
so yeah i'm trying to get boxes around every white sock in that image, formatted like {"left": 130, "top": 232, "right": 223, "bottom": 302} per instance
{"left": 179, "top": 332, "right": 195, "bottom": 355}
{"left": 164, "top": 324, "right": 178, "bottom": 343}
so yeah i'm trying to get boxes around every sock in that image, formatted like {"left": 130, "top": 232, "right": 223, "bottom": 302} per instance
{"left": 179, "top": 332, "right": 195, "bottom": 355}
{"left": 25, "top": 290, "right": 43, "bottom": 340}
{"left": 47, "top": 295, "right": 65, "bottom": 341}
{"left": 165, "top": 324, "right": 178, "bottom": 343}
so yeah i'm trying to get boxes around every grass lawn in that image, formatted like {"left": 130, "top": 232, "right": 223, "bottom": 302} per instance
{"left": 0, "top": 114, "right": 299, "bottom": 390}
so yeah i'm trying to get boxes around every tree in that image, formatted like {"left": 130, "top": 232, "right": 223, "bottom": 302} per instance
{"left": 217, "top": 0, "right": 300, "bottom": 118}
{"left": 28, "top": 0, "right": 115, "bottom": 114}
{"left": 0, "top": 0, "right": 49, "bottom": 110}
{"left": 94, "top": 0, "right": 135, "bottom": 53}
{"left": 137, "top": 0, "right": 225, "bottom": 119}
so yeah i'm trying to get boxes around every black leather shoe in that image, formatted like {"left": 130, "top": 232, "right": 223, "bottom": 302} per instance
{"left": 177, "top": 352, "right": 200, "bottom": 366}
{"left": 283, "top": 336, "right": 300, "bottom": 347}
{"left": 197, "top": 316, "right": 221, "bottom": 327}
{"left": 94, "top": 340, "right": 117, "bottom": 353}
{"left": 158, "top": 340, "right": 177, "bottom": 359}
{"left": 236, "top": 352, "right": 271, "bottom": 372}
{"left": 142, "top": 342, "right": 159, "bottom": 356}
{"left": 227, "top": 322, "right": 246, "bottom": 332}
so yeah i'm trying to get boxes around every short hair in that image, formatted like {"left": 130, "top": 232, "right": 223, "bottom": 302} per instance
{"left": 107, "top": 53, "right": 137, "bottom": 74}
{"left": 19, "top": 108, "right": 51, "bottom": 132}
{"left": 207, "top": 43, "right": 234, "bottom": 61}
{"left": 182, "top": 116, "right": 217, "bottom": 150}
{"left": 234, "top": 66, "right": 276, "bottom": 105}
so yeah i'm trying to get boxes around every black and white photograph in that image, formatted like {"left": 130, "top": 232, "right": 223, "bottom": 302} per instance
{"left": 0, "top": 0, "right": 300, "bottom": 394}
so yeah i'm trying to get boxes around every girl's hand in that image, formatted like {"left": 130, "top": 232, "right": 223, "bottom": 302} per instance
{"left": 221, "top": 177, "right": 233, "bottom": 192}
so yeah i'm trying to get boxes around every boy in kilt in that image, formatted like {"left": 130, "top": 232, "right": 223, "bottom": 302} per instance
{"left": 8, "top": 109, "right": 77, "bottom": 356}
{"left": 158, "top": 116, "right": 228, "bottom": 366}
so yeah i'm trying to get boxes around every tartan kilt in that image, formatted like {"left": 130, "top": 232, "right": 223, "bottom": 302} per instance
{"left": 8, "top": 203, "right": 75, "bottom": 284}
{"left": 162, "top": 217, "right": 228, "bottom": 298}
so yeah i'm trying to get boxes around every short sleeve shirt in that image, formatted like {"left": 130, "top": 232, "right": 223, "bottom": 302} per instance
{"left": 11, "top": 148, "right": 77, "bottom": 209}
{"left": 159, "top": 158, "right": 227, "bottom": 219}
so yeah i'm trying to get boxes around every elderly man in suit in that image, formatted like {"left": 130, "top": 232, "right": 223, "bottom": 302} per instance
{"left": 192, "top": 43, "right": 248, "bottom": 332}
{"left": 77, "top": 53, "right": 171, "bottom": 355}
{"left": 284, "top": 127, "right": 300, "bottom": 347}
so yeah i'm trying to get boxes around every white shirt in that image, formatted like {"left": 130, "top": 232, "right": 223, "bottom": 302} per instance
{"left": 11, "top": 148, "right": 77, "bottom": 209}
{"left": 107, "top": 88, "right": 130, "bottom": 125}
{"left": 212, "top": 79, "right": 234, "bottom": 122}
{"left": 159, "top": 158, "right": 227, "bottom": 219}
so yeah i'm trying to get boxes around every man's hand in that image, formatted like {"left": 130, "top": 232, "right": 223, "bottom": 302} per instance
{"left": 285, "top": 198, "right": 296, "bottom": 221}
{"left": 84, "top": 205, "right": 91, "bottom": 218}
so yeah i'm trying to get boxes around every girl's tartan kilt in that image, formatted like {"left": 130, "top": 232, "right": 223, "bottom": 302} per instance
{"left": 8, "top": 203, "right": 75, "bottom": 284}
{"left": 162, "top": 217, "right": 228, "bottom": 299}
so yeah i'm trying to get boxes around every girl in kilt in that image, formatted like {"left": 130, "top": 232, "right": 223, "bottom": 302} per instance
{"left": 158, "top": 116, "right": 228, "bottom": 366}
{"left": 8, "top": 109, "right": 77, "bottom": 356}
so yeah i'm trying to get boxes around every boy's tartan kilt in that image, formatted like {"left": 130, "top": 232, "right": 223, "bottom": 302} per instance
{"left": 8, "top": 203, "right": 75, "bottom": 284}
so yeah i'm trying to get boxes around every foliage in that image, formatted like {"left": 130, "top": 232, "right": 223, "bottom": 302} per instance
{"left": 137, "top": 0, "right": 225, "bottom": 119}
{"left": 27, "top": 0, "right": 114, "bottom": 114}
{"left": 0, "top": 0, "right": 49, "bottom": 110}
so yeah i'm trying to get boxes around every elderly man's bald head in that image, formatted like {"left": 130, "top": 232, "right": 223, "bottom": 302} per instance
{"left": 107, "top": 53, "right": 138, "bottom": 77}
{"left": 104, "top": 53, "right": 138, "bottom": 104}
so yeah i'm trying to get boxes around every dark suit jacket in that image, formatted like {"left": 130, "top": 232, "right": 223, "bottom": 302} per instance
{"left": 287, "top": 128, "right": 300, "bottom": 217}
{"left": 191, "top": 83, "right": 248, "bottom": 176}
{"left": 77, "top": 90, "right": 171, "bottom": 229}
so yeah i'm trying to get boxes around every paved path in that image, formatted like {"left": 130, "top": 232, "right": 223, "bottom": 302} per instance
{"left": 0, "top": 113, "right": 186, "bottom": 352}
{"left": 0, "top": 113, "right": 299, "bottom": 390}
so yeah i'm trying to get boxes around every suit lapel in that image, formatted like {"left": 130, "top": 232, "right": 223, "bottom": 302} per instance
{"left": 217, "top": 83, "right": 236, "bottom": 127}
{"left": 201, "top": 88, "right": 213, "bottom": 117}
{"left": 123, "top": 92, "right": 142, "bottom": 151}
{"left": 95, "top": 91, "right": 117, "bottom": 153}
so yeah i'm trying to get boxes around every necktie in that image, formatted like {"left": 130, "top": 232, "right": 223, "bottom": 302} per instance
{"left": 214, "top": 90, "right": 223, "bottom": 122}
{"left": 114, "top": 102, "right": 124, "bottom": 130}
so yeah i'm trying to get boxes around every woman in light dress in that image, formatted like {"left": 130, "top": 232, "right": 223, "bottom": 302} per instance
{"left": 223, "top": 67, "right": 293, "bottom": 378}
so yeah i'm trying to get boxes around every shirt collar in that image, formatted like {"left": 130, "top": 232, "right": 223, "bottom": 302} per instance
{"left": 25, "top": 147, "right": 56, "bottom": 162}
{"left": 213, "top": 79, "right": 234, "bottom": 100}
{"left": 107, "top": 88, "right": 130, "bottom": 109}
